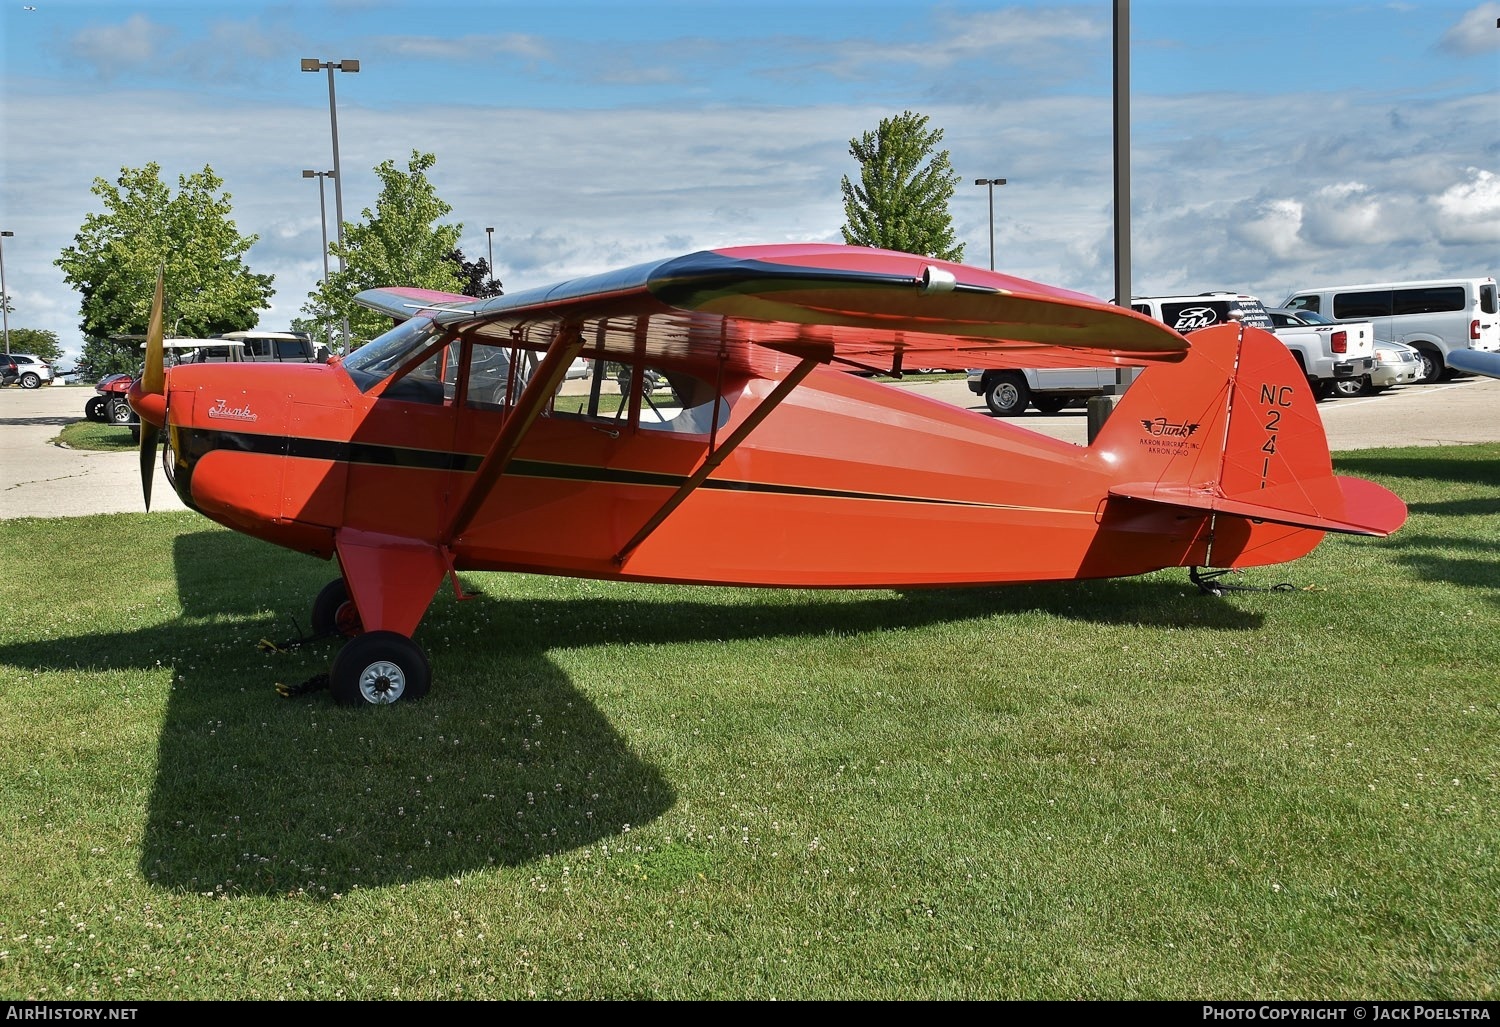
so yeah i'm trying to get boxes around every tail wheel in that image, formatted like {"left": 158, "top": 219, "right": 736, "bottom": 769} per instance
{"left": 330, "top": 631, "right": 431, "bottom": 706}
{"left": 311, "top": 578, "right": 363, "bottom": 638}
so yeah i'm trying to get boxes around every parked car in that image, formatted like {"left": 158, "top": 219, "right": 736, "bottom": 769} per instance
{"left": 965, "top": 366, "right": 1118, "bottom": 416}
{"left": 1264, "top": 307, "right": 1376, "bottom": 399}
{"left": 1281, "top": 275, "right": 1499, "bottom": 384}
{"left": 1332, "top": 340, "right": 1422, "bottom": 398}
{"left": 0, "top": 354, "right": 17, "bottom": 387}
{"left": 9, "top": 353, "right": 55, "bottom": 389}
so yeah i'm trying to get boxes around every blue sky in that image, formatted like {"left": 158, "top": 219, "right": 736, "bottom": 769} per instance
{"left": 1, "top": 0, "right": 1497, "bottom": 363}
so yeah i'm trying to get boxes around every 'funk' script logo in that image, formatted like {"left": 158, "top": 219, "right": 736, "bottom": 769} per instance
{"left": 207, "top": 398, "right": 258, "bottom": 423}
{"left": 1140, "top": 418, "right": 1199, "bottom": 438}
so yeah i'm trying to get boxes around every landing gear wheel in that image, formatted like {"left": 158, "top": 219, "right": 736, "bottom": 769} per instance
{"left": 311, "top": 578, "right": 363, "bottom": 638}
{"left": 984, "top": 372, "right": 1030, "bottom": 416}
{"left": 85, "top": 396, "right": 107, "bottom": 422}
{"left": 330, "top": 631, "right": 430, "bottom": 706}
{"left": 1031, "top": 396, "right": 1070, "bottom": 414}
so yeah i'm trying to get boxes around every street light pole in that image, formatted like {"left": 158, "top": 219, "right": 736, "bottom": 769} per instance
{"left": 486, "top": 227, "right": 494, "bottom": 293}
{"left": 302, "top": 171, "right": 333, "bottom": 284}
{"left": 973, "top": 179, "right": 1006, "bottom": 271}
{"left": 301, "top": 57, "right": 358, "bottom": 347}
{"left": 303, "top": 171, "right": 334, "bottom": 354}
{"left": 0, "top": 230, "right": 12, "bottom": 355}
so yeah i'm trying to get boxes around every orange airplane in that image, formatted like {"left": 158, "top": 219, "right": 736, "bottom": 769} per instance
{"left": 128, "top": 243, "right": 1407, "bottom": 706}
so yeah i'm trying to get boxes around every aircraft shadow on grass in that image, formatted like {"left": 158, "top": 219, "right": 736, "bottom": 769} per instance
{"left": 5, "top": 528, "right": 1276, "bottom": 898}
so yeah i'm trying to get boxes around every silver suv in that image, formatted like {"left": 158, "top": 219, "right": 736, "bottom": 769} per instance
{"left": 10, "top": 353, "right": 55, "bottom": 388}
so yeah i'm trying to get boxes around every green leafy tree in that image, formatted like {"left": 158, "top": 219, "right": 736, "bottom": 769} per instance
{"left": 446, "top": 248, "right": 503, "bottom": 298}
{"left": 55, "top": 163, "right": 274, "bottom": 378}
{"left": 4, "top": 328, "right": 63, "bottom": 363}
{"left": 303, "top": 150, "right": 465, "bottom": 349}
{"left": 839, "top": 111, "right": 965, "bottom": 262}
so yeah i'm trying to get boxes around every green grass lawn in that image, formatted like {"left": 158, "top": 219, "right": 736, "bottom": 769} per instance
{"left": 1, "top": 444, "right": 1496, "bottom": 1000}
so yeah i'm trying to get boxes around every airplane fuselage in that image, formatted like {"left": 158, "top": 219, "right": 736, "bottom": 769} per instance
{"left": 158, "top": 355, "right": 1313, "bottom": 591}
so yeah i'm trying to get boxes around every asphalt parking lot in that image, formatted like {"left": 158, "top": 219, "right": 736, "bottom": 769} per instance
{"left": 3, "top": 375, "right": 1498, "bottom": 521}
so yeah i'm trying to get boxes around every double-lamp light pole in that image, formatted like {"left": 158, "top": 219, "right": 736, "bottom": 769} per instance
{"left": 973, "top": 178, "right": 1006, "bottom": 271}
{"left": 301, "top": 57, "right": 358, "bottom": 349}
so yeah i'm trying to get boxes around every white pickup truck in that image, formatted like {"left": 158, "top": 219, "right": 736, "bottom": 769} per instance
{"left": 1264, "top": 307, "right": 1376, "bottom": 399}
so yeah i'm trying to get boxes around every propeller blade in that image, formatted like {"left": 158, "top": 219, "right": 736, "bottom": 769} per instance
{"left": 138, "top": 268, "right": 167, "bottom": 509}
{"left": 139, "top": 421, "right": 161, "bottom": 511}
{"left": 141, "top": 269, "right": 165, "bottom": 396}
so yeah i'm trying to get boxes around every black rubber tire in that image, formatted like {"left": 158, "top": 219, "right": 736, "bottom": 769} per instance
{"left": 1331, "top": 377, "right": 1367, "bottom": 399}
{"left": 1311, "top": 378, "right": 1337, "bottom": 401}
{"left": 85, "top": 396, "right": 107, "bottom": 422}
{"left": 983, "top": 372, "right": 1030, "bottom": 416}
{"left": 20, "top": 373, "right": 39, "bottom": 389}
{"left": 1031, "top": 396, "right": 1070, "bottom": 414}
{"left": 109, "top": 397, "right": 135, "bottom": 424}
{"left": 311, "top": 578, "right": 363, "bottom": 638}
{"left": 1414, "top": 347, "right": 1445, "bottom": 385}
{"left": 330, "top": 631, "right": 431, "bottom": 706}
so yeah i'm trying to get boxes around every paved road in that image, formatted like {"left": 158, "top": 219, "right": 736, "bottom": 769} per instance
{"left": 3, "top": 375, "right": 1498, "bottom": 520}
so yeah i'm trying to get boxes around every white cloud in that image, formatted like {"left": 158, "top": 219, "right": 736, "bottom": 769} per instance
{"left": 68, "top": 14, "right": 175, "bottom": 78}
{"left": 1437, "top": 2, "right": 1500, "bottom": 55}
{"left": 1433, "top": 167, "right": 1500, "bottom": 245}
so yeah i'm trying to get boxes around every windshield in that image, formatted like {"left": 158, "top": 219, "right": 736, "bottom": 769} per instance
{"left": 342, "top": 317, "right": 444, "bottom": 392}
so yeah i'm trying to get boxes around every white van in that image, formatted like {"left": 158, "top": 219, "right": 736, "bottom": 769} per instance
{"left": 1279, "top": 277, "right": 1499, "bottom": 383}
{"left": 1129, "top": 292, "right": 1276, "bottom": 332}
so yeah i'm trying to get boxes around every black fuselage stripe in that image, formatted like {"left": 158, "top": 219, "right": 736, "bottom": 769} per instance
{"left": 182, "top": 427, "right": 986, "bottom": 508}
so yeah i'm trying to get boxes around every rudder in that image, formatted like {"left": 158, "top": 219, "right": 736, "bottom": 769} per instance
{"left": 1092, "top": 324, "right": 1406, "bottom": 566}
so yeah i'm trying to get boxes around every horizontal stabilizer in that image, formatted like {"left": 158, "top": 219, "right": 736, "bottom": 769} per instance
{"left": 1110, "top": 474, "right": 1408, "bottom": 538}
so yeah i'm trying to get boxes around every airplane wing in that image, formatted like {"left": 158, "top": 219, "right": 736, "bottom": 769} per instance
{"left": 1446, "top": 347, "right": 1500, "bottom": 380}
{"left": 354, "top": 243, "right": 1188, "bottom": 375}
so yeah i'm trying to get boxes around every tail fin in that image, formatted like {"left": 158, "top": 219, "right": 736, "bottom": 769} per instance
{"left": 1091, "top": 324, "right": 1406, "bottom": 567}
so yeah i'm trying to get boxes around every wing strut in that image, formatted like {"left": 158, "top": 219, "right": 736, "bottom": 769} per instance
{"left": 442, "top": 325, "right": 585, "bottom": 545}
{"left": 613, "top": 352, "right": 824, "bottom": 565}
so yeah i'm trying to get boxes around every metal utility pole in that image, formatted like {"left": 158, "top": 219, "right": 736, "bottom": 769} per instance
{"left": 302, "top": 58, "right": 359, "bottom": 348}
{"left": 973, "top": 178, "right": 1006, "bottom": 271}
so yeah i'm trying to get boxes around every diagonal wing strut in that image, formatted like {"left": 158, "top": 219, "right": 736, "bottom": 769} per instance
{"left": 442, "top": 326, "right": 585, "bottom": 546}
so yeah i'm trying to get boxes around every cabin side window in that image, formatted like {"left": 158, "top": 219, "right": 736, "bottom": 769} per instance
{"left": 636, "top": 368, "right": 726, "bottom": 433}
{"left": 464, "top": 342, "right": 535, "bottom": 410}
{"left": 549, "top": 361, "right": 728, "bottom": 434}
